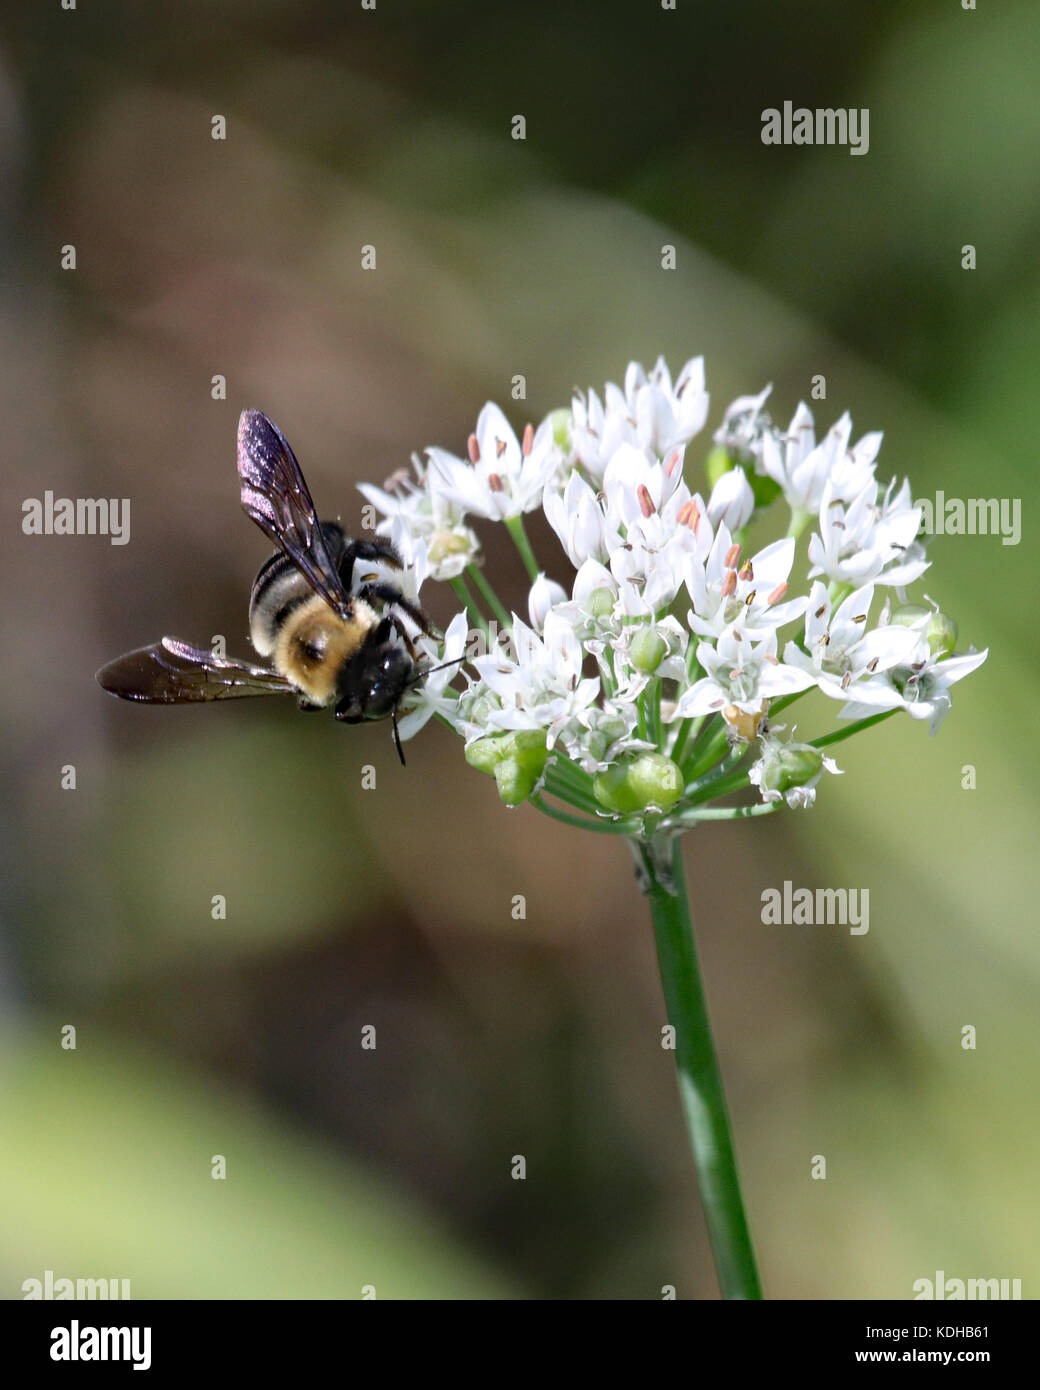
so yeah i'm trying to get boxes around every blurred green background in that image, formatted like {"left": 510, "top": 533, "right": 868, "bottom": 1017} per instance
{"left": 0, "top": 0, "right": 1036, "bottom": 1299}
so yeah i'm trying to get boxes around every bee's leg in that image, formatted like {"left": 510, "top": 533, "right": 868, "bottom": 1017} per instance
{"left": 355, "top": 581, "right": 434, "bottom": 637}
{"left": 338, "top": 539, "right": 404, "bottom": 590}
{"left": 296, "top": 696, "right": 323, "bottom": 712}
{"left": 386, "top": 614, "right": 419, "bottom": 660}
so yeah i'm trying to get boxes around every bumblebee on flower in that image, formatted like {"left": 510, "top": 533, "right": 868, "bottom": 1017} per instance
{"left": 360, "top": 353, "right": 986, "bottom": 827}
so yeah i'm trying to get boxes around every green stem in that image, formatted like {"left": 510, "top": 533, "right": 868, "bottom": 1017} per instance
{"left": 467, "top": 564, "right": 511, "bottom": 632}
{"left": 505, "top": 515, "right": 541, "bottom": 582}
{"left": 531, "top": 794, "right": 638, "bottom": 835}
{"left": 637, "top": 836, "right": 762, "bottom": 1300}
{"left": 449, "top": 575, "right": 489, "bottom": 641}
{"left": 810, "top": 709, "right": 897, "bottom": 749}
{"left": 682, "top": 717, "right": 729, "bottom": 780}
{"left": 676, "top": 802, "right": 780, "bottom": 823}
{"left": 543, "top": 760, "right": 603, "bottom": 817}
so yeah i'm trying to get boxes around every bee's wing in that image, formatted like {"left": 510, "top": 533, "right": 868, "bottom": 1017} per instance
{"left": 96, "top": 637, "right": 296, "bottom": 703}
{"left": 237, "top": 409, "right": 352, "bottom": 620}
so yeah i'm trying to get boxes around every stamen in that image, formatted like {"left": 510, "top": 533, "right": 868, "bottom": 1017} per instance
{"left": 637, "top": 484, "right": 656, "bottom": 517}
{"left": 467, "top": 433, "right": 480, "bottom": 463}
{"left": 488, "top": 473, "right": 505, "bottom": 492}
{"left": 724, "top": 543, "right": 741, "bottom": 569}
{"left": 721, "top": 570, "right": 737, "bottom": 598}
{"left": 738, "top": 560, "right": 754, "bottom": 582}
{"left": 495, "top": 436, "right": 508, "bottom": 459}
{"left": 767, "top": 582, "right": 788, "bottom": 604}
{"left": 521, "top": 423, "right": 534, "bottom": 456}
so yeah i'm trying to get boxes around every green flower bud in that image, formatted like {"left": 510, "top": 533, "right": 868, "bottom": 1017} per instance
{"left": 586, "top": 586, "right": 616, "bottom": 619}
{"left": 755, "top": 742, "right": 824, "bottom": 796}
{"left": 549, "top": 408, "right": 573, "bottom": 452}
{"left": 628, "top": 628, "right": 668, "bottom": 675}
{"left": 494, "top": 757, "right": 539, "bottom": 806}
{"left": 594, "top": 753, "right": 684, "bottom": 815}
{"left": 466, "top": 731, "right": 548, "bottom": 805}
{"left": 889, "top": 604, "right": 958, "bottom": 659}
{"left": 465, "top": 735, "right": 508, "bottom": 775}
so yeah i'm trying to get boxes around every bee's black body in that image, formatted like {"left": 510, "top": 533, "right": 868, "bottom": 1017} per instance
{"left": 96, "top": 410, "right": 434, "bottom": 761}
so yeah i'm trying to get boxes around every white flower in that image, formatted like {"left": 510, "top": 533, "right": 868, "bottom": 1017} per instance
{"left": 760, "top": 406, "right": 878, "bottom": 514}
{"left": 808, "top": 474, "right": 929, "bottom": 589}
{"left": 358, "top": 455, "right": 480, "bottom": 581}
{"left": 705, "top": 466, "right": 755, "bottom": 532}
{"left": 686, "top": 528, "right": 808, "bottom": 639}
{"left": 782, "top": 581, "right": 922, "bottom": 701}
{"left": 837, "top": 640, "right": 988, "bottom": 735}
{"left": 397, "top": 610, "right": 470, "bottom": 741}
{"left": 713, "top": 384, "right": 774, "bottom": 464}
{"left": 469, "top": 610, "right": 600, "bottom": 747}
{"left": 527, "top": 572, "right": 567, "bottom": 630}
{"left": 571, "top": 355, "right": 709, "bottom": 479}
{"left": 669, "top": 624, "right": 816, "bottom": 722}
{"left": 544, "top": 469, "right": 619, "bottom": 568}
{"left": 429, "top": 403, "right": 558, "bottom": 521}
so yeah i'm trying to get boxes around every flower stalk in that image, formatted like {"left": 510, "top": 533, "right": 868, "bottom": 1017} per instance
{"left": 355, "top": 351, "right": 988, "bottom": 1298}
{"left": 636, "top": 835, "right": 763, "bottom": 1299}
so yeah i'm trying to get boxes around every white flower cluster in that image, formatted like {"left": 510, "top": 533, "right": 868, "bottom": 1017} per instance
{"left": 360, "top": 356, "right": 987, "bottom": 817}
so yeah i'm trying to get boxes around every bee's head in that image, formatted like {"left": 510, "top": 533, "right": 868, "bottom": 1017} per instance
{"left": 357, "top": 644, "right": 414, "bottom": 719}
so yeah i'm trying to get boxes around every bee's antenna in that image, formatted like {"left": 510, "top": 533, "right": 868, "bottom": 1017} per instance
{"left": 406, "top": 654, "right": 469, "bottom": 689}
{"left": 392, "top": 705, "right": 406, "bottom": 766}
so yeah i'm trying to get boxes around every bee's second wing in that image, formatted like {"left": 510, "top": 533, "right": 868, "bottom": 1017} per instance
{"left": 96, "top": 637, "right": 296, "bottom": 703}
{"left": 237, "top": 409, "right": 352, "bottom": 620}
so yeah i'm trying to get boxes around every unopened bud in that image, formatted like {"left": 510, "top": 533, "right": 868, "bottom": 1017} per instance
{"left": 465, "top": 730, "right": 548, "bottom": 805}
{"left": 549, "top": 408, "right": 573, "bottom": 452}
{"left": 586, "top": 586, "right": 616, "bottom": 620}
{"left": 754, "top": 741, "right": 825, "bottom": 797}
{"left": 594, "top": 753, "right": 684, "bottom": 815}
{"left": 629, "top": 627, "right": 668, "bottom": 675}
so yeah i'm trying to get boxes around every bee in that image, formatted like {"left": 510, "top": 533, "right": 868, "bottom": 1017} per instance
{"left": 96, "top": 409, "right": 435, "bottom": 763}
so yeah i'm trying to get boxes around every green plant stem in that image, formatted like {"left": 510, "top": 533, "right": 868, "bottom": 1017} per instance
{"left": 636, "top": 835, "right": 762, "bottom": 1300}
{"left": 810, "top": 709, "right": 897, "bottom": 749}
{"left": 505, "top": 515, "right": 541, "bottom": 582}
{"left": 531, "top": 794, "right": 638, "bottom": 835}
{"left": 669, "top": 715, "right": 701, "bottom": 767}
{"left": 466, "top": 564, "right": 511, "bottom": 632}
{"left": 543, "top": 762, "right": 603, "bottom": 818}
{"left": 676, "top": 803, "right": 780, "bottom": 823}
{"left": 449, "top": 576, "right": 489, "bottom": 640}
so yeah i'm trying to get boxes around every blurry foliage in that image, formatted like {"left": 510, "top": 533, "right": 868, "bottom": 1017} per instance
{"left": 0, "top": 0, "right": 1036, "bottom": 1298}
